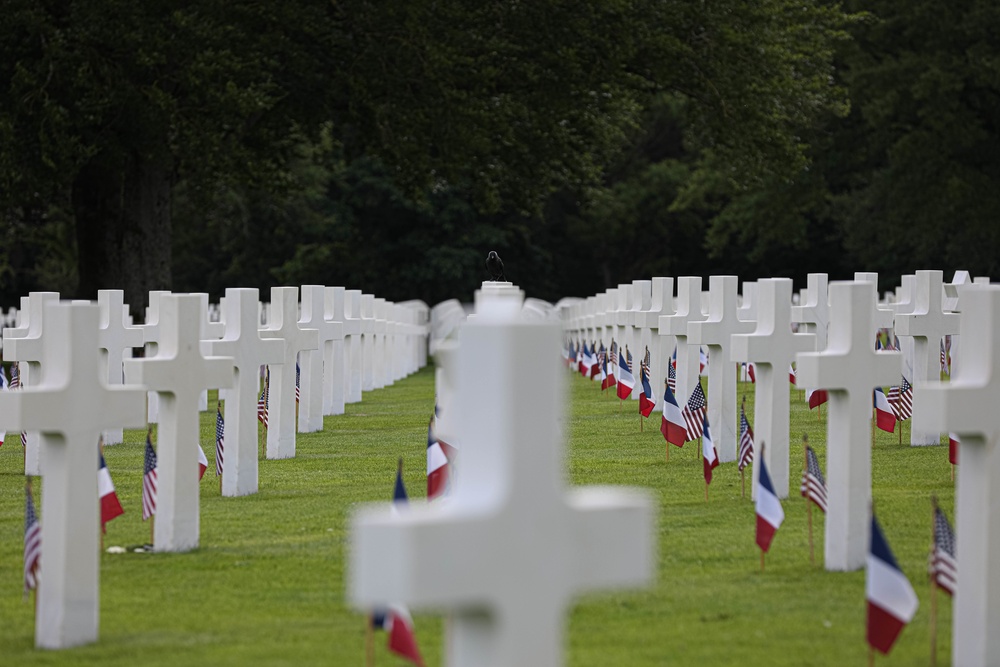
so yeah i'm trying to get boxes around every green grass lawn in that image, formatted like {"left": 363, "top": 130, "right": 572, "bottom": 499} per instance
{"left": 0, "top": 366, "right": 956, "bottom": 665}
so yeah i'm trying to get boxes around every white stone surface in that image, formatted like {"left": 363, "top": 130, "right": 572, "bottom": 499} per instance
{"left": 344, "top": 290, "right": 364, "bottom": 403}
{"left": 732, "top": 278, "right": 816, "bottom": 498}
{"left": 205, "top": 288, "right": 284, "bottom": 496}
{"left": 124, "top": 295, "right": 233, "bottom": 551}
{"left": 260, "top": 287, "right": 319, "bottom": 459}
{"left": 323, "top": 287, "right": 348, "bottom": 416}
{"left": 659, "top": 277, "right": 704, "bottom": 406}
{"left": 796, "top": 281, "right": 901, "bottom": 571}
{"left": 141, "top": 291, "right": 171, "bottom": 423}
{"left": 97, "top": 290, "right": 143, "bottom": 445}
{"left": 298, "top": 285, "right": 339, "bottom": 432}
{"left": 2, "top": 291, "right": 59, "bottom": 475}
{"left": 895, "top": 270, "right": 960, "bottom": 446}
{"left": 349, "top": 288, "right": 655, "bottom": 667}
{"left": 688, "top": 276, "right": 756, "bottom": 463}
{"left": 0, "top": 302, "right": 146, "bottom": 649}
{"left": 913, "top": 284, "right": 1000, "bottom": 667}
{"left": 791, "top": 273, "right": 830, "bottom": 351}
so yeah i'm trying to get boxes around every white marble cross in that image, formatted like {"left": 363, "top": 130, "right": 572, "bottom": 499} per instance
{"left": 688, "top": 276, "right": 756, "bottom": 462}
{"left": 297, "top": 285, "right": 340, "bottom": 432}
{"left": 854, "top": 272, "right": 895, "bottom": 331}
{"left": 124, "top": 295, "right": 233, "bottom": 551}
{"left": 641, "top": 278, "right": 675, "bottom": 412}
{"left": 0, "top": 302, "right": 146, "bottom": 649}
{"left": 349, "top": 290, "right": 655, "bottom": 667}
{"left": 97, "top": 290, "right": 144, "bottom": 445}
{"left": 204, "top": 288, "right": 284, "bottom": 496}
{"left": 732, "top": 278, "right": 816, "bottom": 497}
{"left": 659, "top": 277, "right": 704, "bottom": 406}
{"left": 359, "top": 294, "right": 376, "bottom": 393}
{"left": 796, "top": 281, "right": 900, "bottom": 571}
{"left": 791, "top": 273, "right": 830, "bottom": 351}
{"left": 343, "top": 290, "right": 364, "bottom": 404}
{"left": 141, "top": 291, "right": 171, "bottom": 423}
{"left": 914, "top": 284, "right": 1000, "bottom": 666}
{"left": 322, "top": 286, "right": 348, "bottom": 416}
{"left": 2, "top": 291, "right": 59, "bottom": 475}
{"left": 888, "top": 274, "right": 917, "bottom": 382}
{"left": 738, "top": 281, "right": 758, "bottom": 322}
{"left": 895, "top": 270, "right": 960, "bottom": 446}
{"left": 196, "top": 293, "right": 226, "bottom": 411}
{"left": 260, "top": 287, "right": 319, "bottom": 459}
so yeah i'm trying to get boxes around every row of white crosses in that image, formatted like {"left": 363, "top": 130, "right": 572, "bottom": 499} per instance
{"left": 351, "top": 280, "right": 655, "bottom": 667}
{"left": 0, "top": 286, "right": 429, "bottom": 650}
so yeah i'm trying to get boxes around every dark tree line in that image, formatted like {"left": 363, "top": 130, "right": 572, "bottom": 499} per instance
{"left": 3, "top": 0, "right": 995, "bottom": 312}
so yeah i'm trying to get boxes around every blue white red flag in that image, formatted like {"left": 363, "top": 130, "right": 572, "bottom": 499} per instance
{"left": 866, "top": 514, "right": 918, "bottom": 655}
{"left": 426, "top": 419, "right": 450, "bottom": 501}
{"left": 616, "top": 352, "right": 635, "bottom": 400}
{"left": 638, "top": 364, "right": 656, "bottom": 417}
{"left": 660, "top": 382, "right": 687, "bottom": 447}
{"left": 874, "top": 387, "right": 896, "bottom": 433}
{"left": 98, "top": 451, "right": 125, "bottom": 530}
{"left": 702, "top": 416, "right": 719, "bottom": 485}
{"left": 755, "top": 455, "right": 784, "bottom": 552}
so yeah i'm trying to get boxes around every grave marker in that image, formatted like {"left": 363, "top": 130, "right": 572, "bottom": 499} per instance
{"left": 97, "top": 290, "right": 144, "bottom": 445}
{"left": 659, "top": 277, "right": 704, "bottom": 406}
{"left": 0, "top": 302, "right": 146, "bottom": 648}
{"left": 349, "top": 288, "right": 654, "bottom": 666}
{"left": 124, "top": 295, "right": 234, "bottom": 551}
{"left": 323, "top": 286, "right": 348, "bottom": 416}
{"left": 796, "top": 282, "right": 901, "bottom": 571}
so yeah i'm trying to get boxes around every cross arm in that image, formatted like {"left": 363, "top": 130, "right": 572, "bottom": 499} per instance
{"left": 914, "top": 381, "right": 995, "bottom": 441}
{"left": 567, "top": 487, "right": 654, "bottom": 592}
{"left": 0, "top": 386, "right": 146, "bottom": 433}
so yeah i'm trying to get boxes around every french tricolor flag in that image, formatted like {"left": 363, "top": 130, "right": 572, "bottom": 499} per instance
{"left": 426, "top": 421, "right": 450, "bottom": 501}
{"left": 600, "top": 353, "right": 616, "bottom": 391}
{"left": 755, "top": 455, "right": 784, "bottom": 553}
{"left": 373, "top": 604, "right": 425, "bottom": 667}
{"left": 616, "top": 353, "right": 634, "bottom": 400}
{"left": 98, "top": 453, "right": 125, "bottom": 530}
{"left": 789, "top": 364, "right": 796, "bottom": 386}
{"left": 579, "top": 342, "right": 590, "bottom": 376}
{"left": 807, "top": 388, "right": 828, "bottom": 409}
{"left": 866, "top": 514, "right": 918, "bottom": 655}
{"left": 702, "top": 417, "right": 719, "bottom": 485}
{"left": 873, "top": 388, "right": 896, "bottom": 433}
{"left": 638, "top": 370, "right": 656, "bottom": 417}
{"left": 660, "top": 383, "right": 687, "bottom": 447}
{"left": 197, "top": 444, "right": 208, "bottom": 481}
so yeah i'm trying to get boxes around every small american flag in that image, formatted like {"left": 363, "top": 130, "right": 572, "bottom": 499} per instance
{"left": 626, "top": 346, "right": 633, "bottom": 373}
{"left": 940, "top": 337, "right": 950, "bottom": 376}
{"left": 258, "top": 367, "right": 269, "bottom": 428}
{"left": 295, "top": 360, "right": 301, "bottom": 404}
{"left": 215, "top": 403, "right": 225, "bottom": 477}
{"left": 896, "top": 376, "right": 913, "bottom": 420}
{"left": 681, "top": 383, "right": 708, "bottom": 442}
{"left": 738, "top": 400, "right": 754, "bottom": 472}
{"left": 930, "top": 504, "right": 957, "bottom": 596}
{"left": 142, "top": 432, "right": 158, "bottom": 521}
{"left": 10, "top": 363, "right": 27, "bottom": 447}
{"left": 800, "top": 445, "right": 828, "bottom": 513}
{"left": 642, "top": 346, "right": 651, "bottom": 370}
{"left": 24, "top": 481, "right": 41, "bottom": 596}
{"left": 667, "top": 356, "right": 676, "bottom": 392}
{"left": 609, "top": 340, "right": 618, "bottom": 366}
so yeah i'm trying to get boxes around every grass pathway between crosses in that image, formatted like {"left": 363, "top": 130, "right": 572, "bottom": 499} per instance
{"left": 0, "top": 366, "right": 955, "bottom": 665}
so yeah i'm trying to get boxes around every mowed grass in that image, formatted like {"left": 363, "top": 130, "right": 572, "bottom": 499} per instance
{"left": 0, "top": 365, "right": 956, "bottom": 665}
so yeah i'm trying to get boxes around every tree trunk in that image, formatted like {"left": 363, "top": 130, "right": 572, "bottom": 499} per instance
{"left": 72, "top": 153, "right": 172, "bottom": 320}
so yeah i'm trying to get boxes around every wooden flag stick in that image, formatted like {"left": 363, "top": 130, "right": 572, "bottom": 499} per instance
{"left": 665, "top": 443, "right": 669, "bottom": 462}
{"left": 366, "top": 615, "right": 375, "bottom": 667}
{"left": 150, "top": 514, "right": 155, "bottom": 548}
{"left": 929, "top": 496, "right": 939, "bottom": 667}
{"left": 805, "top": 438, "right": 814, "bottom": 566}
{"left": 741, "top": 468, "right": 745, "bottom": 499}
{"left": 760, "top": 550, "right": 765, "bottom": 573}
{"left": 640, "top": 413, "right": 643, "bottom": 432}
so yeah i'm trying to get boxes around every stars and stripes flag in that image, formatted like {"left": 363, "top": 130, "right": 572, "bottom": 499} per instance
{"left": 638, "top": 362, "right": 656, "bottom": 417}
{"left": 702, "top": 416, "right": 719, "bottom": 485}
{"left": 371, "top": 462, "right": 426, "bottom": 667}
{"left": 0, "top": 366, "right": 6, "bottom": 448}
{"left": 930, "top": 504, "right": 957, "bottom": 596}
{"left": 888, "top": 376, "right": 913, "bottom": 421}
{"left": 801, "top": 445, "right": 828, "bottom": 512}
{"left": 258, "top": 366, "right": 270, "bottom": 428}
{"left": 738, "top": 399, "right": 754, "bottom": 472}
{"left": 295, "top": 360, "right": 301, "bottom": 403}
{"left": 667, "top": 353, "right": 676, "bottom": 393}
{"left": 660, "top": 381, "right": 687, "bottom": 447}
{"left": 142, "top": 432, "right": 158, "bottom": 521}
{"left": 609, "top": 340, "right": 618, "bottom": 366}
{"left": 24, "top": 481, "right": 41, "bottom": 596}
{"left": 10, "top": 362, "right": 27, "bottom": 447}
{"left": 616, "top": 350, "right": 635, "bottom": 400}
{"left": 98, "top": 451, "right": 125, "bottom": 530}
{"left": 866, "top": 513, "right": 918, "bottom": 655}
{"left": 755, "top": 454, "right": 784, "bottom": 553}
{"left": 940, "top": 337, "right": 950, "bottom": 376}
{"left": 681, "top": 383, "right": 708, "bottom": 442}
{"left": 215, "top": 403, "right": 225, "bottom": 477}
{"left": 626, "top": 346, "right": 633, "bottom": 374}
{"left": 874, "top": 387, "right": 896, "bottom": 433}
